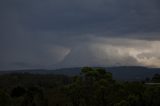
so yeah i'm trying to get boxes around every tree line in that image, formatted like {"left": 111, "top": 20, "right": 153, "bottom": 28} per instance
{"left": 0, "top": 67, "right": 160, "bottom": 106}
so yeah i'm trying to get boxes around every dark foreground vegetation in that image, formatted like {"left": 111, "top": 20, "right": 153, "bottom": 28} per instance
{"left": 0, "top": 67, "right": 160, "bottom": 106}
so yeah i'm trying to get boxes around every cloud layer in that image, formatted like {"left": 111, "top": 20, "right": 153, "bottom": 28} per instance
{"left": 0, "top": 0, "right": 160, "bottom": 70}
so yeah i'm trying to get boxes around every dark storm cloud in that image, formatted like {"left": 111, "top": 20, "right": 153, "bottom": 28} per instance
{"left": 24, "top": 0, "right": 160, "bottom": 35}
{"left": 2, "top": 0, "right": 160, "bottom": 35}
{"left": 0, "top": 0, "right": 160, "bottom": 70}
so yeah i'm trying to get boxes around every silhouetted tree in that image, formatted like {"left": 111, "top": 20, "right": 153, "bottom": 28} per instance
{"left": 0, "top": 90, "right": 11, "bottom": 106}
{"left": 11, "top": 86, "right": 26, "bottom": 97}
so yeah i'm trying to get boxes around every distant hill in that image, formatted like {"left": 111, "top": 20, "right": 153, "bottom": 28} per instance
{"left": 0, "top": 66, "right": 160, "bottom": 81}
{"left": 106, "top": 66, "right": 160, "bottom": 81}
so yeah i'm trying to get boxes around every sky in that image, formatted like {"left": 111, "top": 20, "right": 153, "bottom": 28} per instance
{"left": 0, "top": 0, "right": 160, "bottom": 70}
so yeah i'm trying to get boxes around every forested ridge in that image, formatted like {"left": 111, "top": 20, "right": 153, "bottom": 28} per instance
{"left": 0, "top": 67, "right": 160, "bottom": 106}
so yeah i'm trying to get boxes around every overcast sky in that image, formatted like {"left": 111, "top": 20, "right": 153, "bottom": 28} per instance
{"left": 1, "top": 0, "right": 160, "bottom": 70}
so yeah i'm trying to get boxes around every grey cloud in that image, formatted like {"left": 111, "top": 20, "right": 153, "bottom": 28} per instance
{"left": 0, "top": 0, "right": 160, "bottom": 70}
{"left": 2, "top": 0, "right": 160, "bottom": 34}
{"left": 58, "top": 39, "right": 141, "bottom": 68}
